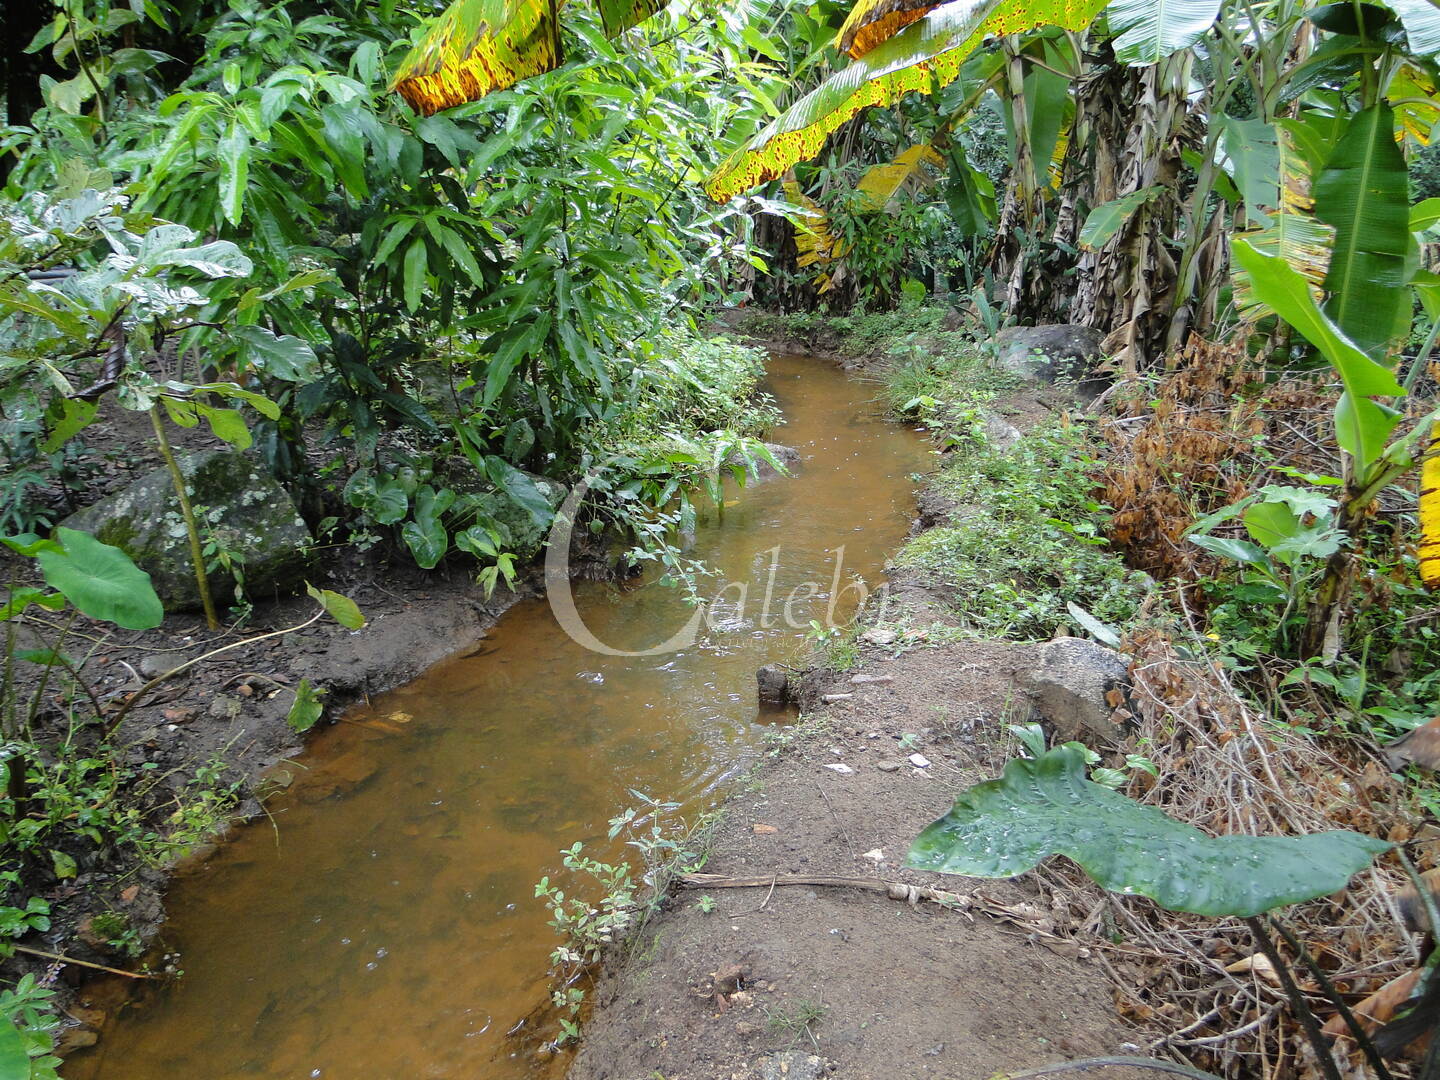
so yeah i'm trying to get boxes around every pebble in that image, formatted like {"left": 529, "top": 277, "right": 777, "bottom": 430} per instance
{"left": 876, "top": 760, "right": 901, "bottom": 772}
{"left": 850, "top": 674, "right": 894, "bottom": 684}
{"left": 822, "top": 763, "right": 853, "bottom": 774}
{"left": 909, "top": 753, "right": 931, "bottom": 768}
{"left": 821, "top": 693, "right": 852, "bottom": 703}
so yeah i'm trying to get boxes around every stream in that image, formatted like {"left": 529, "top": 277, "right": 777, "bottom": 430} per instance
{"left": 66, "top": 353, "right": 933, "bottom": 1079}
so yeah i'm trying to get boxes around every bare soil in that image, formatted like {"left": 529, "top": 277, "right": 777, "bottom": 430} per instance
{"left": 567, "top": 637, "right": 1151, "bottom": 1080}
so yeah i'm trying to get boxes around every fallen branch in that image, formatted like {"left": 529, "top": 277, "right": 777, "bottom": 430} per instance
{"left": 678, "top": 872, "right": 973, "bottom": 910}
{"left": 11, "top": 944, "right": 155, "bottom": 979}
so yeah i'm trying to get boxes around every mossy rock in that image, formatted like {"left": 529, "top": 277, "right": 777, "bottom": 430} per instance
{"left": 62, "top": 451, "right": 312, "bottom": 612}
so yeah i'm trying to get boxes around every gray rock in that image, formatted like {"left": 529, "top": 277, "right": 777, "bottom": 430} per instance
{"left": 994, "top": 324, "right": 1105, "bottom": 387}
{"left": 207, "top": 695, "right": 242, "bottom": 721}
{"left": 757, "top": 663, "right": 789, "bottom": 705}
{"left": 62, "top": 450, "right": 311, "bottom": 612}
{"left": 876, "top": 759, "right": 901, "bottom": 773}
{"left": 731, "top": 442, "right": 800, "bottom": 482}
{"left": 756, "top": 1052, "right": 826, "bottom": 1080}
{"left": 1022, "top": 637, "right": 1130, "bottom": 745}
{"left": 980, "top": 410, "right": 1023, "bottom": 451}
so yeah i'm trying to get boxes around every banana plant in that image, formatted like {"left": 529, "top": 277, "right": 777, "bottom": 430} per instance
{"left": 391, "top": 0, "right": 674, "bottom": 114}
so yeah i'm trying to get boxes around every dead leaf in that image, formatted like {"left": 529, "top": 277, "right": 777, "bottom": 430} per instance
{"left": 1396, "top": 867, "right": 1440, "bottom": 934}
{"left": 1225, "top": 954, "right": 1281, "bottom": 987}
{"left": 1382, "top": 717, "right": 1440, "bottom": 770}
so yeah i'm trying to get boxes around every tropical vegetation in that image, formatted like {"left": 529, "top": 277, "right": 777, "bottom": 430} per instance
{"left": 4, "top": 0, "right": 1440, "bottom": 1071}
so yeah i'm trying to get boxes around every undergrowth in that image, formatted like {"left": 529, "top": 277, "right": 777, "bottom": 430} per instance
{"left": 898, "top": 423, "right": 1145, "bottom": 640}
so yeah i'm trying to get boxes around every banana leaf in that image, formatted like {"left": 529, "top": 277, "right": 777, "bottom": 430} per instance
{"left": 1313, "top": 103, "right": 1412, "bottom": 359}
{"left": 1383, "top": 0, "right": 1440, "bottom": 56}
{"left": 392, "top": 0, "right": 561, "bottom": 114}
{"left": 838, "top": 0, "right": 949, "bottom": 57}
{"left": 705, "top": 0, "right": 1108, "bottom": 202}
{"left": 1103, "top": 0, "right": 1225, "bottom": 64}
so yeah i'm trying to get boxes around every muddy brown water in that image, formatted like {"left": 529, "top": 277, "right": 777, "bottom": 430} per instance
{"left": 67, "top": 353, "right": 933, "bottom": 1080}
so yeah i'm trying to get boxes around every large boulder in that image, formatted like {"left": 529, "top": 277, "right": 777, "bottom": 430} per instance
{"left": 62, "top": 450, "right": 311, "bottom": 612}
{"left": 994, "top": 325, "right": 1105, "bottom": 387}
{"left": 1022, "top": 637, "right": 1130, "bottom": 746}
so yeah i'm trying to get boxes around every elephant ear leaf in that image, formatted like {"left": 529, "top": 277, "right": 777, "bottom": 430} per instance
{"left": 906, "top": 744, "right": 1389, "bottom": 917}
{"left": 36, "top": 528, "right": 164, "bottom": 630}
{"left": 705, "top": 0, "right": 1108, "bottom": 202}
{"left": 392, "top": 0, "right": 562, "bottom": 115}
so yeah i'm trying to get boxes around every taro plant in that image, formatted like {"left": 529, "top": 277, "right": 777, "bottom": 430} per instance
{"left": 908, "top": 742, "right": 1403, "bottom": 1080}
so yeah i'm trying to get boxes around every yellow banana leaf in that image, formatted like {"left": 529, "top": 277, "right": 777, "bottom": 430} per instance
{"left": 1389, "top": 62, "right": 1440, "bottom": 145}
{"left": 706, "top": 0, "right": 1106, "bottom": 202}
{"left": 781, "top": 176, "right": 848, "bottom": 273}
{"left": 392, "top": 0, "right": 561, "bottom": 114}
{"left": 1420, "top": 422, "right": 1440, "bottom": 588}
{"left": 837, "top": 0, "right": 947, "bottom": 58}
{"left": 855, "top": 143, "right": 944, "bottom": 209}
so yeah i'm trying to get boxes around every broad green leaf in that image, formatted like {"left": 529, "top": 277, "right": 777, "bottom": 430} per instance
{"left": 0, "top": 587, "right": 65, "bottom": 622}
{"left": 1243, "top": 500, "right": 1302, "bottom": 555}
{"left": 392, "top": 0, "right": 561, "bottom": 115}
{"left": 0, "top": 1017, "right": 28, "bottom": 1080}
{"left": 1105, "top": 0, "right": 1224, "bottom": 64}
{"left": 306, "top": 584, "right": 366, "bottom": 630}
{"left": 593, "top": 0, "right": 672, "bottom": 37}
{"left": 1188, "top": 534, "right": 1270, "bottom": 565}
{"left": 370, "top": 479, "right": 409, "bottom": 525}
{"left": 36, "top": 528, "right": 163, "bottom": 630}
{"left": 194, "top": 404, "right": 251, "bottom": 450}
{"left": 1220, "top": 116, "right": 1280, "bottom": 226}
{"left": 233, "top": 325, "right": 320, "bottom": 382}
{"left": 1412, "top": 196, "right": 1440, "bottom": 234}
{"left": 51, "top": 849, "right": 77, "bottom": 880}
{"left": 287, "top": 678, "right": 326, "bottom": 733}
{"left": 1231, "top": 240, "right": 1403, "bottom": 467}
{"left": 401, "top": 485, "right": 454, "bottom": 569}
{"left": 41, "top": 397, "right": 98, "bottom": 453}
{"left": 1313, "top": 104, "right": 1411, "bottom": 359}
{"left": 907, "top": 744, "right": 1390, "bottom": 917}
{"left": 218, "top": 120, "right": 250, "bottom": 226}
{"left": 705, "top": 0, "right": 1109, "bottom": 201}
{"left": 1078, "top": 186, "right": 1160, "bottom": 250}
{"left": 182, "top": 382, "right": 282, "bottom": 420}
{"left": 404, "top": 238, "right": 428, "bottom": 313}
{"left": 484, "top": 455, "right": 556, "bottom": 527}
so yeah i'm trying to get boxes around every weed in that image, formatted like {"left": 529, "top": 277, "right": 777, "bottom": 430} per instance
{"left": 763, "top": 998, "right": 827, "bottom": 1052}
{"left": 695, "top": 894, "right": 717, "bottom": 914}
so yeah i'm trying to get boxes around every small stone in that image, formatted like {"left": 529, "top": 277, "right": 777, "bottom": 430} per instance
{"left": 207, "top": 695, "right": 242, "bottom": 720}
{"left": 139, "top": 655, "right": 181, "bottom": 680}
{"left": 821, "top": 693, "right": 852, "bottom": 704}
{"left": 822, "top": 763, "right": 853, "bottom": 774}
{"left": 753, "top": 823, "right": 778, "bottom": 835}
{"left": 909, "top": 753, "right": 931, "bottom": 768}
{"left": 850, "top": 674, "right": 894, "bottom": 684}
{"left": 236, "top": 683, "right": 254, "bottom": 698}
{"left": 861, "top": 849, "right": 884, "bottom": 862}
{"left": 876, "top": 760, "right": 901, "bottom": 772}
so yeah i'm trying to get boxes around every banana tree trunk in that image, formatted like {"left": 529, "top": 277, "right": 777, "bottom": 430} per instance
{"left": 1064, "top": 49, "right": 1191, "bottom": 373}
